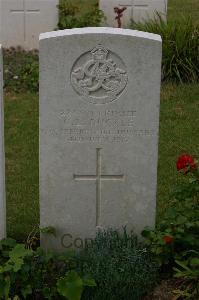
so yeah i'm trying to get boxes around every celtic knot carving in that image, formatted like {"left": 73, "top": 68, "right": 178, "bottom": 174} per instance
{"left": 71, "top": 45, "right": 128, "bottom": 104}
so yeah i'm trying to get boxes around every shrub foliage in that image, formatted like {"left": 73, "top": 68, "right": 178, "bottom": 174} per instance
{"left": 57, "top": 0, "right": 104, "bottom": 29}
{"left": 80, "top": 229, "right": 158, "bottom": 300}
{"left": 0, "top": 230, "right": 157, "bottom": 299}
{"left": 3, "top": 48, "right": 39, "bottom": 93}
{"left": 131, "top": 16, "right": 199, "bottom": 83}
{"left": 142, "top": 154, "right": 199, "bottom": 298}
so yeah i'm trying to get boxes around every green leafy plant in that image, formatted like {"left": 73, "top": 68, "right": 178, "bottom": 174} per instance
{"left": 0, "top": 238, "right": 95, "bottom": 299}
{"left": 57, "top": 271, "right": 96, "bottom": 300}
{"left": 142, "top": 154, "right": 199, "bottom": 298}
{"left": 57, "top": 0, "right": 104, "bottom": 29}
{"left": 131, "top": 15, "right": 199, "bottom": 83}
{"left": 173, "top": 253, "right": 199, "bottom": 299}
{"left": 0, "top": 241, "right": 33, "bottom": 299}
{"left": 3, "top": 48, "right": 39, "bottom": 93}
{"left": 0, "top": 229, "right": 157, "bottom": 299}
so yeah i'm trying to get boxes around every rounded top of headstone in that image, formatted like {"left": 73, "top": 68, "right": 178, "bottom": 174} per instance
{"left": 39, "top": 27, "right": 161, "bottom": 43}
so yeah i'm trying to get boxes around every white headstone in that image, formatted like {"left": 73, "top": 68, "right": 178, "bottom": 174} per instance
{"left": 40, "top": 27, "right": 162, "bottom": 251}
{"left": 0, "top": 45, "right": 6, "bottom": 240}
{"left": 100, "top": 0, "right": 168, "bottom": 28}
{"left": 0, "top": 0, "right": 58, "bottom": 50}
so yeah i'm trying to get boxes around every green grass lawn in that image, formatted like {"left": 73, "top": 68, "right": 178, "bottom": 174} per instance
{"left": 5, "top": 93, "right": 39, "bottom": 239}
{"left": 168, "top": 0, "right": 199, "bottom": 24}
{"left": 4, "top": 83, "right": 199, "bottom": 240}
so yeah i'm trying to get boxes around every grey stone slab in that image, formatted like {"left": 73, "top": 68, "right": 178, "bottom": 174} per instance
{"left": 40, "top": 27, "right": 162, "bottom": 251}
{"left": 0, "top": 45, "right": 5, "bottom": 240}
{"left": 0, "top": 0, "right": 58, "bottom": 50}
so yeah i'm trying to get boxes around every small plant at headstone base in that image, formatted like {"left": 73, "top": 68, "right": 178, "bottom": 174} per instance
{"left": 0, "top": 229, "right": 158, "bottom": 299}
{"left": 3, "top": 47, "right": 39, "bottom": 93}
{"left": 78, "top": 228, "right": 158, "bottom": 300}
{"left": 57, "top": 270, "right": 96, "bottom": 300}
{"left": 142, "top": 154, "right": 199, "bottom": 298}
{"left": 57, "top": 0, "right": 105, "bottom": 29}
{"left": 131, "top": 15, "right": 199, "bottom": 83}
{"left": 0, "top": 238, "right": 96, "bottom": 299}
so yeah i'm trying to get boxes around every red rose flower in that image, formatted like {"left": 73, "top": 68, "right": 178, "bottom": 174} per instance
{"left": 176, "top": 154, "right": 197, "bottom": 174}
{"left": 163, "top": 235, "right": 174, "bottom": 244}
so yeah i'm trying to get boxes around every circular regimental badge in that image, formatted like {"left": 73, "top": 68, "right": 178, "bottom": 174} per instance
{"left": 71, "top": 45, "right": 128, "bottom": 104}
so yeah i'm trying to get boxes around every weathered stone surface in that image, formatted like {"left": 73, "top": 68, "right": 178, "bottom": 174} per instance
{"left": 0, "top": 0, "right": 58, "bottom": 50}
{"left": 0, "top": 45, "right": 6, "bottom": 240}
{"left": 40, "top": 27, "right": 162, "bottom": 251}
{"left": 99, "top": 0, "right": 168, "bottom": 28}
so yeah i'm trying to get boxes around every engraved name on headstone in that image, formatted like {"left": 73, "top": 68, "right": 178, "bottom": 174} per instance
{"left": 40, "top": 28, "right": 162, "bottom": 251}
{"left": 0, "top": 45, "right": 6, "bottom": 240}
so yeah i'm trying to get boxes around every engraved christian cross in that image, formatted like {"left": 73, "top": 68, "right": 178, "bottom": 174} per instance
{"left": 73, "top": 148, "right": 125, "bottom": 226}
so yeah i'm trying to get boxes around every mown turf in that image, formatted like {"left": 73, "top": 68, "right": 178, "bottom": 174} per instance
{"left": 4, "top": 83, "right": 199, "bottom": 239}
{"left": 5, "top": 93, "right": 39, "bottom": 240}
{"left": 168, "top": 0, "right": 199, "bottom": 24}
